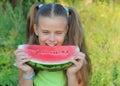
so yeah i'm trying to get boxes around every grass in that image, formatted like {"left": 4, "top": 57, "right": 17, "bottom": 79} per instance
{"left": 77, "top": 2, "right": 120, "bottom": 86}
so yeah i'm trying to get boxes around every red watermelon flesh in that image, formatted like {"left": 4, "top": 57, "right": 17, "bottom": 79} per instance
{"left": 18, "top": 44, "right": 79, "bottom": 65}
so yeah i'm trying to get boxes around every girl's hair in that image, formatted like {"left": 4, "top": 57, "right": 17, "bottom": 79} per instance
{"left": 26, "top": 2, "right": 91, "bottom": 86}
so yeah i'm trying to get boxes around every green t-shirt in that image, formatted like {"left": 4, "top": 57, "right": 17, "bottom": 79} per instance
{"left": 34, "top": 71, "right": 67, "bottom": 86}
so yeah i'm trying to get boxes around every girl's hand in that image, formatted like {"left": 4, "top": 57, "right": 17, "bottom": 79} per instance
{"left": 14, "top": 49, "right": 34, "bottom": 75}
{"left": 67, "top": 52, "right": 86, "bottom": 76}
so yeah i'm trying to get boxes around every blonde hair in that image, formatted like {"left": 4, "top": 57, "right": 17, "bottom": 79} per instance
{"left": 26, "top": 2, "right": 91, "bottom": 86}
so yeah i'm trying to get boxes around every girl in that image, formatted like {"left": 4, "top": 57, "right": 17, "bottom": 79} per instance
{"left": 15, "top": 2, "right": 91, "bottom": 86}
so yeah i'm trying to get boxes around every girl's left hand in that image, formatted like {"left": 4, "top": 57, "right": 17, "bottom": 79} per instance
{"left": 67, "top": 52, "right": 86, "bottom": 75}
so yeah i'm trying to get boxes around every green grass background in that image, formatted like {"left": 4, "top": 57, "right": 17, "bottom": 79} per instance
{"left": 0, "top": 1, "right": 120, "bottom": 86}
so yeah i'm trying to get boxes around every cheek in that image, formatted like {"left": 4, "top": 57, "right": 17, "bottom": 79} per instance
{"left": 56, "top": 35, "right": 66, "bottom": 44}
{"left": 37, "top": 34, "right": 49, "bottom": 45}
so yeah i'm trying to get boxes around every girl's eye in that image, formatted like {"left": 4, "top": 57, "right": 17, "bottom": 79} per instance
{"left": 56, "top": 32, "right": 63, "bottom": 34}
{"left": 42, "top": 31, "right": 49, "bottom": 34}
{"left": 43, "top": 32, "right": 48, "bottom": 33}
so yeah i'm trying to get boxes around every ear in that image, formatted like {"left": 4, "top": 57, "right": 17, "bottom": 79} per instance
{"left": 33, "top": 24, "right": 39, "bottom": 36}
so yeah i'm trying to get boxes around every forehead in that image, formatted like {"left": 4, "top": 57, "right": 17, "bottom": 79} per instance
{"left": 38, "top": 16, "right": 67, "bottom": 25}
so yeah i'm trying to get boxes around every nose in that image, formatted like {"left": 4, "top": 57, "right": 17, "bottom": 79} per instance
{"left": 49, "top": 33, "right": 56, "bottom": 42}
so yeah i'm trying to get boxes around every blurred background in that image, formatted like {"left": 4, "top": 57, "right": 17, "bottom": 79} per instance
{"left": 0, "top": 0, "right": 120, "bottom": 86}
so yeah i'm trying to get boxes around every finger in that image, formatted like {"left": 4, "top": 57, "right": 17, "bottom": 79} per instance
{"left": 74, "top": 52, "right": 86, "bottom": 62}
{"left": 16, "top": 58, "right": 30, "bottom": 68}
{"left": 15, "top": 55, "right": 28, "bottom": 63}
{"left": 15, "top": 51, "right": 31, "bottom": 61}
{"left": 70, "top": 59, "right": 82, "bottom": 67}
{"left": 71, "top": 53, "right": 85, "bottom": 65}
{"left": 14, "top": 49, "right": 24, "bottom": 55}
{"left": 70, "top": 60, "right": 83, "bottom": 71}
{"left": 74, "top": 55, "right": 84, "bottom": 61}
{"left": 15, "top": 56, "right": 31, "bottom": 69}
{"left": 76, "top": 52, "right": 85, "bottom": 58}
{"left": 77, "top": 52, "right": 87, "bottom": 64}
{"left": 70, "top": 60, "right": 77, "bottom": 65}
{"left": 16, "top": 56, "right": 30, "bottom": 63}
{"left": 14, "top": 49, "right": 28, "bottom": 58}
{"left": 75, "top": 54, "right": 87, "bottom": 65}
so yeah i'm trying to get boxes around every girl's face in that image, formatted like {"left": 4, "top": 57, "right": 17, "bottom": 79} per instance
{"left": 34, "top": 16, "right": 68, "bottom": 46}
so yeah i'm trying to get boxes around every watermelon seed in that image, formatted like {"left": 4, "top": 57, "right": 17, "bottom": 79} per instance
{"left": 55, "top": 51, "right": 58, "bottom": 54}
{"left": 61, "top": 50, "right": 68, "bottom": 53}
{"left": 61, "top": 51, "right": 65, "bottom": 53}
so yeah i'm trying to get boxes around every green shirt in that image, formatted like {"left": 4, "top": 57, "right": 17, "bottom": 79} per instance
{"left": 34, "top": 71, "right": 67, "bottom": 86}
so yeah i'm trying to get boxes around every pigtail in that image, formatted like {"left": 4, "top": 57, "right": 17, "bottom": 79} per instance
{"left": 26, "top": 2, "right": 40, "bottom": 44}
{"left": 68, "top": 7, "right": 92, "bottom": 86}
{"left": 67, "top": 7, "right": 83, "bottom": 47}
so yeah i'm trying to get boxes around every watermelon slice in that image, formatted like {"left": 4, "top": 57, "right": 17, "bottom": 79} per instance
{"left": 18, "top": 44, "right": 79, "bottom": 71}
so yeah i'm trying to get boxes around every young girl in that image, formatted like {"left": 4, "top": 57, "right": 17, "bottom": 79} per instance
{"left": 15, "top": 2, "right": 91, "bottom": 86}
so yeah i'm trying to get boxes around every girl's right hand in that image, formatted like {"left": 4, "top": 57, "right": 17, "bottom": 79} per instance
{"left": 14, "top": 49, "right": 34, "bottom": 75}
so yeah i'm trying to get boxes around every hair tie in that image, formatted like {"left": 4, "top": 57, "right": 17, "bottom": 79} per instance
{"left": 65, "top": 7, "right": 69, "bottom": 12}
{"left": 38, "top": 4, "right": 43, "bottom": 8}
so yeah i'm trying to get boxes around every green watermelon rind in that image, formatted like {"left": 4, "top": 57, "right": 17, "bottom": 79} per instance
{"left": 27, "top": 61, "right": 73, "bottom": 71}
